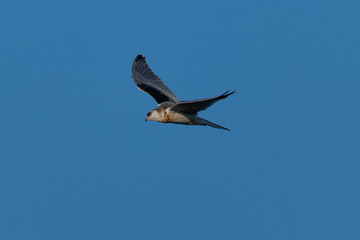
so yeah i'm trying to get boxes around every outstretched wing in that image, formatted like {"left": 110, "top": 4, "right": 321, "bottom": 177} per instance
{"left": 131, "top": 55, "right": 179, "bottom": 104}
{"left": 171, "top": 91, "right": 236, "bottom": 114}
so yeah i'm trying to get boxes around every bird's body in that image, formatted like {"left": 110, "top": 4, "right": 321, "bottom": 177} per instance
{"left": 147, "top": 107, "right": 194, "bottom": 124}
{"left": 131, "top": 54, "right": 235, "bottom": 131}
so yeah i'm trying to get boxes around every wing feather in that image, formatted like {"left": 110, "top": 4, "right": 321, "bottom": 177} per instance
{"left": 171, "top": 91, "right": 236, "bottom": 114}
{"left": 131, "top": 55, "right": 178, "bottom": 104}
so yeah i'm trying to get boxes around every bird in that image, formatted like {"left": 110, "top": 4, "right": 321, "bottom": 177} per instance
{"left": 131, "top": 54, "right": 235, "bottom": 131}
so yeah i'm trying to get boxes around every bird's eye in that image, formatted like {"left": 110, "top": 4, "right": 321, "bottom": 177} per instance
{"left": 147, "top": 112, "right": 151, "bottom": 117}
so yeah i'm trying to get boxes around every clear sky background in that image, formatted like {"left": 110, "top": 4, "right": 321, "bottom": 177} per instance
{"left": 1, "top": 0, "right": 359, "bottom": 239}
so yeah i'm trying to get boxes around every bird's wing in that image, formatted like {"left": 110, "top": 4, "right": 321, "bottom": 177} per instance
{"left": 171, "top": 91, "right": 236, "bottom": 114}
{"left": 131, "top": 55, "right": 179, "bottom": 104}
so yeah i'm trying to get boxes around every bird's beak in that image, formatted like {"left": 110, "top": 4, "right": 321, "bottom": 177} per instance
{"left": 145, "top": 117, "right": 148, "bottom": 122}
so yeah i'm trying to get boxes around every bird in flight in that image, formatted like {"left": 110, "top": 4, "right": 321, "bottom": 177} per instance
{"left": 131, "top": 54, "right": 235, "bottom": 131}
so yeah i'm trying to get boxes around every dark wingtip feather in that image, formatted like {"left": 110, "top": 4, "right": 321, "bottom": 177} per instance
{"left": 135, "top": 54, "right": 145, "bottom": 62}
{"left": 221, "top": 90, "right": 237, "bottom": 98}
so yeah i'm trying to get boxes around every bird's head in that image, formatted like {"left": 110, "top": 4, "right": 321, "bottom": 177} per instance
{"left": 145, "top": 109, "right": 163, "bottom": 122}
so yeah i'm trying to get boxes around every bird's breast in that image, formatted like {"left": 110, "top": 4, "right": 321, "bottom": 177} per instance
{"left": 164, "top": 109, "right": 193, "bottom": 124}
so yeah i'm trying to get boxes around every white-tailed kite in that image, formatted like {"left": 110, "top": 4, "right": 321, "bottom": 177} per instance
{"left": 131, "top": 55, "right": 235, "bottom": 131}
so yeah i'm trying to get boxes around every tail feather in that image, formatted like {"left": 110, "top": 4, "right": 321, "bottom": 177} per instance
{"left": 197, "top": 117, "right": 230, "bottom": 131}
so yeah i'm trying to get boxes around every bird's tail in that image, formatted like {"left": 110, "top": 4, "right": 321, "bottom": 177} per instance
{"left": 197, "top": 117, "right": 230, "bottom": 131}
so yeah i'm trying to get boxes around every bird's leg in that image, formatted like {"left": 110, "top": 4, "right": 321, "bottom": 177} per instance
{"left": 163, "top": 111, "right": 170, "bottom": 123}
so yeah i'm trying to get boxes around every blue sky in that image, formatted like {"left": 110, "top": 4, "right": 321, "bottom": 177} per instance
{"left": 1, "top": 0, "right": 359, "bottom": 239}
